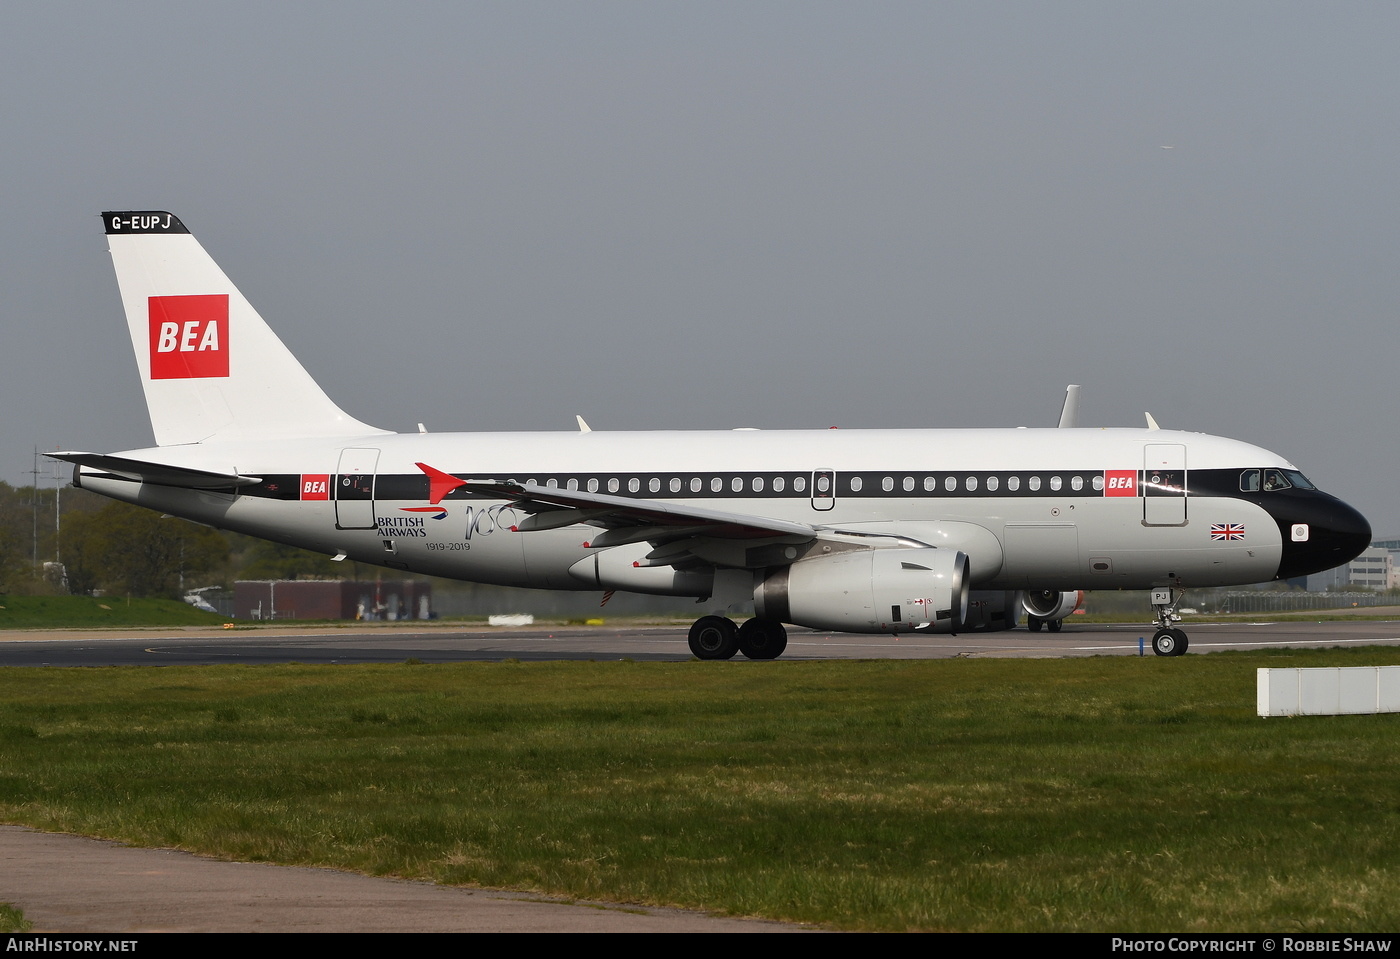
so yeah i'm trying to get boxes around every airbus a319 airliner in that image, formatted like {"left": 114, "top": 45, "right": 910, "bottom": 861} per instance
{"left": 53, "top": 212, "right": 1371, "bottom": 658}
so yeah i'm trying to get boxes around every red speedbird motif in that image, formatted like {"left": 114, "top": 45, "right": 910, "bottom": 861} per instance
{"left": 416, "top": 462, "right": 468, "bottom": 504}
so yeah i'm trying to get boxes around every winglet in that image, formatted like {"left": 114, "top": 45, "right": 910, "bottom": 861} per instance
{"left": 1144, "top": 412, "right": 1161, "bottom": 431}
{"left": 576, "top": 415, "right": 592, "bottom": 433}
{"left": 1057, "top": 385, "right": 1081, "bottom": 428}
{"left": 416, "top": 462, "right": 468, "bottom": 504}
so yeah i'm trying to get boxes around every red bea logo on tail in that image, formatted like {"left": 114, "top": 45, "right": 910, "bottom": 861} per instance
{"left": 148, "top": 295, "right": 229, "bottom": 379}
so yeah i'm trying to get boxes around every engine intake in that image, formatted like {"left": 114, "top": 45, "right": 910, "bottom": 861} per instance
{"left": 1021, "top": 588, "right": 1083, "bottom": 621}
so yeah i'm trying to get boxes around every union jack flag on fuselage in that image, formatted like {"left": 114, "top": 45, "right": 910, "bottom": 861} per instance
{"left": 1211, "top": 523, "right": 1246, "bottom": 541}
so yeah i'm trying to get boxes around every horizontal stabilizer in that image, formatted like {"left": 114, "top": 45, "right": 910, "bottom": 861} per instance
{"left": 48, "top": 451, "right": 261, "bottom": 489}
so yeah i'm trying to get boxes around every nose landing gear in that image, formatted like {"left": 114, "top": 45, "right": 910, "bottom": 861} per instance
{"left": 1152, "top": 627, "right": 1188, "bottom": 656}
{"left": 1150, "top": 587, "right": 1189, "bottom": 656}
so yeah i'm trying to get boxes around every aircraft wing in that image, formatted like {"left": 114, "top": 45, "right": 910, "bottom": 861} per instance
{"left": 460, "top": 478, "right": 818, "bottom": 551}
{"left": 452, "top": 478, "right": 1004, "bottom": 578}
{"left": 48, "top": 451, "right": 262, "bottom": 489}
{"left": 416, "top": 463, "right": 942, "bottom": 568}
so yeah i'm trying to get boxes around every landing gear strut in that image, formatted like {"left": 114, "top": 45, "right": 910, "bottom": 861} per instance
{"left": 1150, "top": 588, "right": 1189, "bottom": 657}
{"left": 688, "top": 616, "right": 789, "bottom": 660}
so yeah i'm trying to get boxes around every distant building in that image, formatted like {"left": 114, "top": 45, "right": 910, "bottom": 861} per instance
{"left": 234, "top": 580, "right": 432, "bottom": 620}
{"left": 1306, "top": 539, "right": 1400, "bottom": 591}
{"left": 1379, "top": 539, "right": 1400, "bottom": 589}
{"left": 1347, "top": 548, "right": 1397, "bottom": 590}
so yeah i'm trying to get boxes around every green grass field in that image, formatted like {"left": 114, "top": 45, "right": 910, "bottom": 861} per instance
{"left": 2, "top": 649, "right": 1398, "bottom": 931}
{"left": 0, "top": 903, "right": 32, "bottom": 933}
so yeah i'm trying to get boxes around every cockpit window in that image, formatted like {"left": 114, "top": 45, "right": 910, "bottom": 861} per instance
{"left": 1242, "top": 468, "right": 1319, "bottom": 493}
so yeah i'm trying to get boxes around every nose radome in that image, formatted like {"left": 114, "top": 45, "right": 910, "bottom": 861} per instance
{"left": 1339, "top": 502, "right": 1373, "bottom": 556}
{"left": 1275, "top": 496, "right": 1372, "bottom": 581}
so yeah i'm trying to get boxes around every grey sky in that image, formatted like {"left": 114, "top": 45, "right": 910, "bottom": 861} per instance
{"left": 3, "top": 2, "right": 1396, "bottom": 535}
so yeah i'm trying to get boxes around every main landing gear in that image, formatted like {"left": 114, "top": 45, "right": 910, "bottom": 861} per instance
{"left": 688, "top": 616, "right": 788, "bottom": 660}
{"left": 1026, "top": 616, "right": 1063, "bottom": 633}
{"left": 1150, "top": 587, "right": 1189, "bottom": 657}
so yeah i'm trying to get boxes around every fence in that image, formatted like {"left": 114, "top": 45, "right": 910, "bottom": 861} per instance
{"left": 1216, "top": 591, "right": 1396, "bottom": 614}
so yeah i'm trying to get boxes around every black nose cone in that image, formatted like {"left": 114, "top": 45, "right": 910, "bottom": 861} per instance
{"left": 1274, "top": 494, "right": 1372, "bottom": 581}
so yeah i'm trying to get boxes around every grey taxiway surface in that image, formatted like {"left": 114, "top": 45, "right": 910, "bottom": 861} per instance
{"left": 0, "top": 826, "right": 802, "bottom": 933}
{"left": 5, "top": 618, "right": 1398, "bottom": 932}
{"left": 3, "top": 617, "right": 1400, "bottom": 667}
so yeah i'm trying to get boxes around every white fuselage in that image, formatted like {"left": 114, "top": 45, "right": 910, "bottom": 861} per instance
{"left": 77, "top": 426, "right": 1298, "bottom": 594}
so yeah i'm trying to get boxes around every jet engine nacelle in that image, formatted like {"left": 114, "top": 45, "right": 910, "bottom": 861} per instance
{"left": 753, "top": 547, "right": 970, "bottom": 634}
{"left": 962, "top": 590, "right": 1023, "bottom": 632}
{"left": 1021, "top": 588, "right": 1084, "bottom": 622}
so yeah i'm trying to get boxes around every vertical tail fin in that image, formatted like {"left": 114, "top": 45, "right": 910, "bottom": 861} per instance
{"left": 102, "top": 211, "right": 386, "bottom": 446}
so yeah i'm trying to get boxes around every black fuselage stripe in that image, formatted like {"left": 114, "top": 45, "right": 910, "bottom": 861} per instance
{"left": 240, "top": 468, "right": 1274, "bottom": 503}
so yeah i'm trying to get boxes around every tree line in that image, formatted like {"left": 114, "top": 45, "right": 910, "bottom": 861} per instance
{"left": 0, "top": 482, "right": 355, "bottom": 599}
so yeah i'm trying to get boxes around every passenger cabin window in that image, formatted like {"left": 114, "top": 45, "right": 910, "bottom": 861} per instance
{"left": 850, "top": 476, "right": 863, "bottom": 492}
